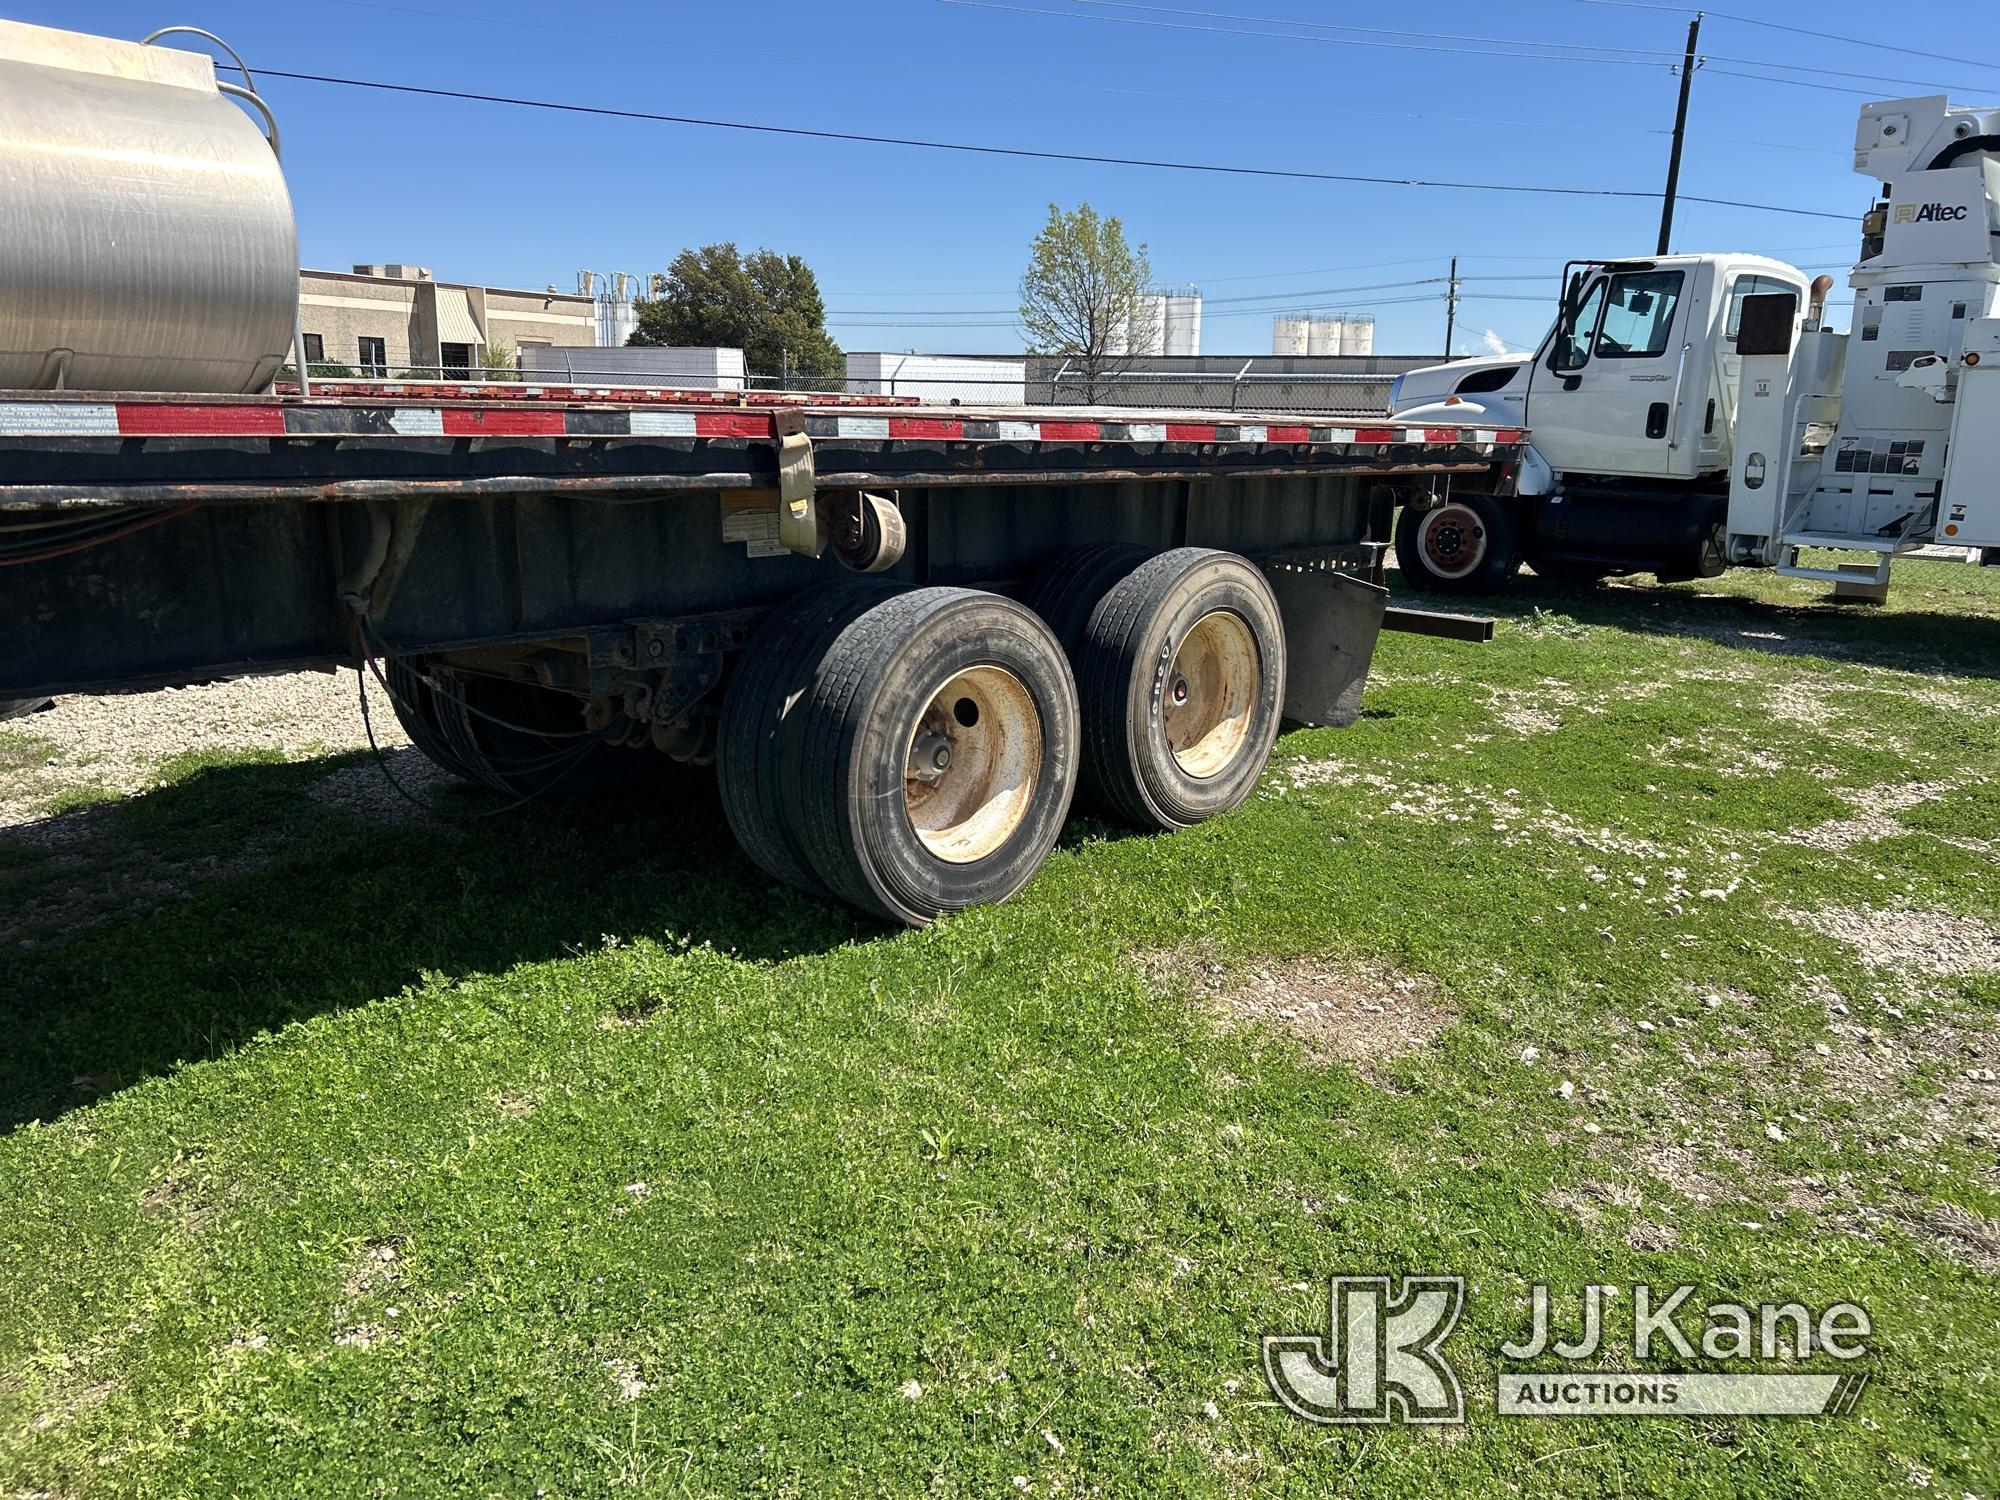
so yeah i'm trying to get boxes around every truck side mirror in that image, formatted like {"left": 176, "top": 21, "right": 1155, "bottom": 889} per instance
{"left": 1736, "top": 293, "right": 1799, "bottom": 356}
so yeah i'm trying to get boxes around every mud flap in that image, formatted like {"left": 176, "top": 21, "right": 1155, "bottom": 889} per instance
{"left": 1257, "top": 558, "right": 1388, "bottom": 728}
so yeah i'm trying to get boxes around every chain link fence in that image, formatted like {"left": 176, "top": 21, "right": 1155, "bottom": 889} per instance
{"left": 288, "top": 352, "right": 1443, "bottom": 417}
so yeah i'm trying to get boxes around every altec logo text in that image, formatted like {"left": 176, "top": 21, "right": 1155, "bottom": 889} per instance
{"left": 1263, "top": 1276, "right": 1874, "bottom": 1424}
{"left": 1894, "top": 202, "right": 1970, "bottom": 223}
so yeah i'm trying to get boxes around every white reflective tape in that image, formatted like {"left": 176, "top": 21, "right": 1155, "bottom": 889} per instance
{"left": 1236, "top": 424, "right": 1268, "bottom": 442}
{"left": 837, "top": 416, "right": 890, "bottom": 439}
{"left": 1124, "top": 423, "right": 1167, "bottom": 441}
{"left": 1475, "top": 429, "right": 1498, "bottom": 444}
{"left": 0, "top": 402, "right": 120, "bottom": 436}
{"left": 629, "top": 411, "right": 697, "bottom": 437}
{"left": 1328, "top": 427, "right": 1357, "bottom": 443}
{"left": 997, "top": 421, "right": 1038, "bottom": 441}
{"left": 388, "top": 407, "right": 444, "bottom": 436}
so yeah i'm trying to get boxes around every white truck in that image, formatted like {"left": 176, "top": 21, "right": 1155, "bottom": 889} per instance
{"left": 1388, "top": 93, "right": 2000, "bottom": 599}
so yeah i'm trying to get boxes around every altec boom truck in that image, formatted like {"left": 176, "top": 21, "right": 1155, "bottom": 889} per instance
{"left": 0, "top": 19, "right": 1512, "bottom": 925}
{"left": 1388, "top": 94, "right": 2000, "bottom": 597}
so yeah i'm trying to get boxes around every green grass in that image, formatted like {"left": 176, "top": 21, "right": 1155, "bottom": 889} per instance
{"left": 3, "top": 562, "right": 1999, "bottom": 1496}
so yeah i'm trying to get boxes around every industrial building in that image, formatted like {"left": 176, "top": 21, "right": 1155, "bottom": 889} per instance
{"left": 295, "top": 265, "right": 601, "bottom": 377}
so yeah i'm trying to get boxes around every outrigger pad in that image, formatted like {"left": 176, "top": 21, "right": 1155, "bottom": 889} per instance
{"left": 1256, "top": 556, "right": 1388, "bottom": 729}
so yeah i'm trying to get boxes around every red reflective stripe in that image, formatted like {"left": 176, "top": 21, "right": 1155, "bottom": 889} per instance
{"left": 1493, "top": 428, "right": 1524, "bottom": 444}
{"left": 1165, "top": 423, "right": 1217, "bottom": 441}
{"left": 1353, "top": 427, "right": 1398, "bottom": 443}
{"left": 693, "top": 412, "right": 775, "bottom": 438}
{"left": 1037, "top": 421, "right": 1101, "bottom": 441}
{"left": 116, "top": 404, "right": 285, "bottom": 436}
{"left": 439, "top": 408, "right": 565, "bottom": 436}
{"left": 1424, "top": 428, "right": 1463, "bottom": 444}
{"left": 1265, "top": 424, "right": 1311, "bottom": 442}
{"left": 887, "top": 417, "right": 964, "bottom": 439}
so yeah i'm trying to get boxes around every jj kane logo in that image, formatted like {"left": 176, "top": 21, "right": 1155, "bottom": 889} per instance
{"left": 1264, "top": 1276, "right": 1873, "bottom": 1425}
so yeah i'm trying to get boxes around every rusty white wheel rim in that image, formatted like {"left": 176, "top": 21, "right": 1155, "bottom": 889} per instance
{"left": 1163, "top": 610, "right": 1259, "bottom": 780}
{"left": 904, "top": 664, "right": 1041, "bottom": 864}
{"left": 1418, "top": 503, "right": 1487, "bottom": 579}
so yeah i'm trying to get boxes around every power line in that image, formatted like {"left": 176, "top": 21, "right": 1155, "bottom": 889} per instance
{"left": 948, "top": 0, "right": 1999, "bottom": 93}
{"left": 253, "top": 67, "right": 1849, "bottom": 221}
{"left": 1557, "top": 0, "right": 2000, "bottom": 75}
{"left": 1065, "top": 0, "right": 1679, "bottom": 59}
{"left": 941, "top": 0, "right": 1678, "bottom": 66}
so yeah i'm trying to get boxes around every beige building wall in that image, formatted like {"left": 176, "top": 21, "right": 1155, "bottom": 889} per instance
{"left": 297, "top": 268, "right": 599, "bottom": 375}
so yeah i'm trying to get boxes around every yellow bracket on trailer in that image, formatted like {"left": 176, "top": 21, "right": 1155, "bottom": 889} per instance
{"left": 772, "top": 410, "right": 822, "bottom": 559}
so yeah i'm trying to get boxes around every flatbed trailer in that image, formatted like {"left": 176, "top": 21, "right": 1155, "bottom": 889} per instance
{"left": 0, "top": 382, "right": 1522, "bottom": 922}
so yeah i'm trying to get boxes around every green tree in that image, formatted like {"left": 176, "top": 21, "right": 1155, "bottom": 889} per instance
{"left": 629, "top": 243, "right": 844, "bottom": 386}
{"left": 1018, "top": 203, "right": 1154, "bottom": 402}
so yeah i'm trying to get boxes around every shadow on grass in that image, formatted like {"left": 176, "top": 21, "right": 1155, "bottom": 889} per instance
{"left": 1391, "top": 566, "right": 2000, "bottom": 681}
{"left": 0, "top": 751, "right": 870, "bottom": 1131}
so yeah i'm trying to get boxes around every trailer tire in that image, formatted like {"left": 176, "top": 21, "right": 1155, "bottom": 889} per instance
{"left": 794, "top": 588, "right": 1079, "bottom": 926}
{"left": 384, "top": 659, "right": 480, "bottom": 782}
{"left": 1021, "top": 543, "right": 1155, "bottom": 655}
{"left": 1394, "top": 494, "right": 1520, "bottom": 593}
{"left": 0, "top": 698, "right": 51, "bottom": 722}
{"left": 447, "top": 674, "right": 653, "bottom": 799}
{"left": 1072, "top": 548, "right": 1285, "bottom": 830}
{"left": 717, "top": 580, "right": 897, "bottom": 899}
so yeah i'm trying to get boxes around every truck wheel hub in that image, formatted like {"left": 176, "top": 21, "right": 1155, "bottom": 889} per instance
{"left": 1418, "top": 503, "right": 1488, "bottom": 578}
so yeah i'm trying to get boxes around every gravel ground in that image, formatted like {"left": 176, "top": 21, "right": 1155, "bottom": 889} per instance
{"left": 0, "top": 670, "right": 410, "bottom": 831}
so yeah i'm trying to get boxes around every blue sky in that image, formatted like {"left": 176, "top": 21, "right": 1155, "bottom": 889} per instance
{"left": 14, "top": 0, "right": 2000, "bottom": 356}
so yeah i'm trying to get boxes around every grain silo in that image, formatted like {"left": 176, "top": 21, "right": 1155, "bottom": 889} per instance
{"left": 1271, "top": 314, "right": 1311, "bottom": 356}
{"left": 1307, "top": 314, "right": 1345, "bottom": 356}
{"left": 1158, "top": 286, "right": 1202, "bottom": 356}
{"left": 1344, "top": 313, "right": 1376, "bottom": 357}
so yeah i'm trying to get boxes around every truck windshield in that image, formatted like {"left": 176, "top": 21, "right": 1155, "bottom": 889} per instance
{"left": 1594, "top": 270, "right": 1684, "bottom": 358}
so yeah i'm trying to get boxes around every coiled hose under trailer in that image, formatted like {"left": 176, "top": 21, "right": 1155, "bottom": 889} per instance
{"left": 0, "top": 387, "right": 1517, "bottom": 924}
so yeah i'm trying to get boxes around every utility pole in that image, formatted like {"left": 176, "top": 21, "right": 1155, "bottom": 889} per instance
{"left": 1656, "top": 13, "right": 1701, "bottom": 256}
{"left": 1444, "top": 255, "right": 1460, "bottom": 358}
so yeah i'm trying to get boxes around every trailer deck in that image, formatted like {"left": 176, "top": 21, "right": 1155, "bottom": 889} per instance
{"left": 0, "top": 388, "right": 1522, "bottom": 511}
{"left": 2, "top": 384, "right": 1523, "bottom": 822}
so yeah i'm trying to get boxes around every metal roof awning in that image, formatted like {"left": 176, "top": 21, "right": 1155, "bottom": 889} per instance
{"left": 435, "top": 287, "right": 483, "bottom": 347}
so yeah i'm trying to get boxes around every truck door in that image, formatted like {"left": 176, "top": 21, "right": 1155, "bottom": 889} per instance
{"left": 1535, "top": 267, "right": 1694, "bottom": 478}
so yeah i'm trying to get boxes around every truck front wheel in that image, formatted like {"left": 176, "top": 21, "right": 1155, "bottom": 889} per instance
{"left": 1394, "top": 494, "right": 1521, "bottom": 594}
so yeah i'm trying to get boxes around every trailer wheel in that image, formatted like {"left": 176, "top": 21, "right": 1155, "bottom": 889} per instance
{"left": 0, "top": 698, "right": 52, "bottom": 722}
{"left": 1394, "top": 494, "right": 1520, "bottom": 593}
{"left": 1071, "top": 548, "right": 1285, "bottom": 830}
{"left": 392, "top": 664, "right": 650, "bottom": 799}
{"left": 717, "top": 580, "right": 896, "bottom": 899}
{"left": 1022, "top": 542, "right": 1155, "bottom": 654}
{"left": 794, "top": 588, "right": 1078, "bottom": 925}
{"left": 384, "top": 658, "right": 480, "bottom": 781}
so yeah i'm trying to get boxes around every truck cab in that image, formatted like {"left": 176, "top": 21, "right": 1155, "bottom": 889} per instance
{"left": 1388, "top": 253, "right": 1811, "bottom": 590}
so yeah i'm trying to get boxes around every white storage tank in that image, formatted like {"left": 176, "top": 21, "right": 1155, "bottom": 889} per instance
{"left": 1307, "top": 314, "right": 1345, "bottom": 356}
{"left": 0, "top": 21, "right": 299, "bottom": 393}
{"left": 1159, "top": 287, "right": 1202, "bottom": 357}
{"left": 1271, "top": 315, "right": 1311, "bottom": 357}
{"left": 1345, "top": 314, "right": 1376, "bottom": 357}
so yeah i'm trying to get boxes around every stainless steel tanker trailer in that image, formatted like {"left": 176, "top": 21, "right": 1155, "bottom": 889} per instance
{"left": 0, "top": 18, "right": 1515, "bottom": 924}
